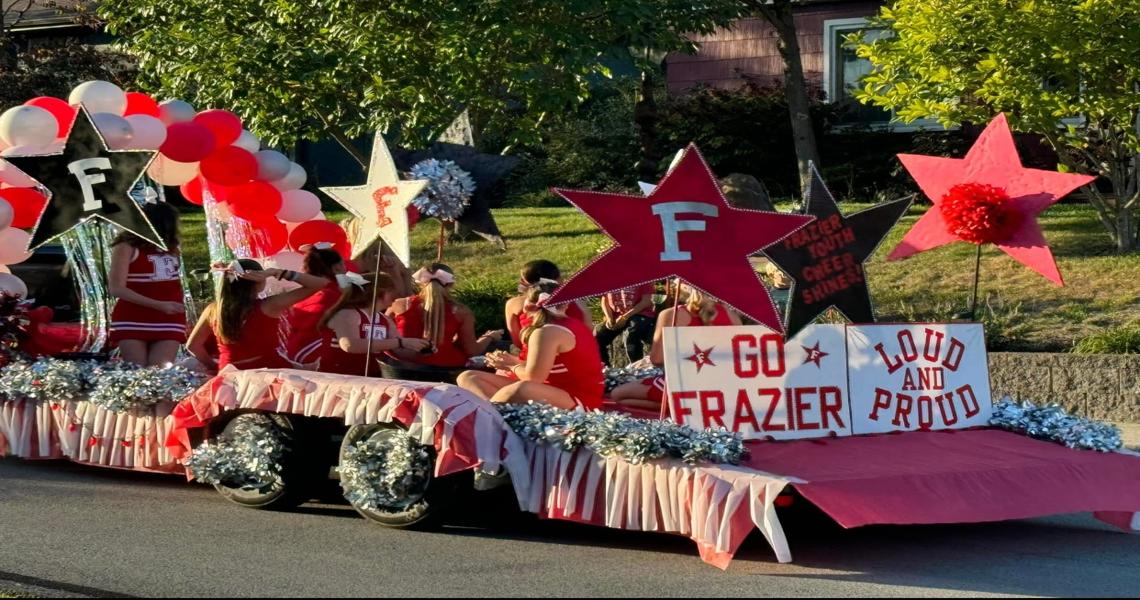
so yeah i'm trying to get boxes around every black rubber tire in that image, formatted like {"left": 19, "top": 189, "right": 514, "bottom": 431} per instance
{"left": 338, "top": 421, "right": 456, "bottom": 529}
{"left": 207, "top": 411, "right": 309, "bottom": 511}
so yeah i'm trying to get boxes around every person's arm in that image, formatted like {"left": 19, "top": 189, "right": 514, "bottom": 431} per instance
{"left": 509, "top": 326, "right": 570, "bottom": 383}
{"left": 600, "top": 294, "right": 617, "bottom": 327}
{"left": 387, "top": 297, "right": 408, "bottom": 319}
{"left": 648, "top": 306, "right": 691, "bottom": 366}
{"left": 186, "top": 303, "right": 218, "bottom": 370}
{"left": 504, "top": 296, "right": 523, "bottom": 347}
{"left": 454, "top": 306, "right": 500, "bottom": 357}
{"left": 617, "top": 293, "right": 654, "bottom": 325}
{"left": 328, "top": 311, "right": 426, "bottom": 354}
{"left": 253, "top": 269, "right": 328, "bottom": 317}
{"left": 107, "top": 244, "right": 182, "bottom": 314}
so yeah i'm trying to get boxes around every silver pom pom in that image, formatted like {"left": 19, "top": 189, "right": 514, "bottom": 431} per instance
{"left": 186, "top": 413, "right": 288, "bottom": 488}
{"left": 338, "top": 432, "right": 434, "bottom": 511}
{"left": 990, "top": 396, "right": 1123, "bottom": 452}
{"left": 409, "top": 159, "right": 475, "bottom": 221}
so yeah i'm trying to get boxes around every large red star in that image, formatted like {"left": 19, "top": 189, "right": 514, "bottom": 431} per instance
{"left": 549, "top": 144, "right": 813, "bottom": 332}
{"left": 888, "top": 114, "right": 1095, "bottom": 285}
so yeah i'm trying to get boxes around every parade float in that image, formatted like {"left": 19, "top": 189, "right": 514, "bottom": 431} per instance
{"left": 0, "top": 81, "right": 1137, "bottom": 569}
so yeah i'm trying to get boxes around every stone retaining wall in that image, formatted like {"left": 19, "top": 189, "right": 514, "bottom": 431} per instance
{"left": 989, "top": 352, "right": 1140, "bottom": 424}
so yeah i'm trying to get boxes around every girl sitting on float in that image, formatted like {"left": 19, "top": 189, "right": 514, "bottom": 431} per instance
{"left": 458, "top": 280, "right": 605, "bottom": 410}
{"left": 107, "top": 202, "right": 186, "bottom": 367}
{"left": 388, "top": 263, "right": 501, "bottom": 368}
{"left": 611, "top": 280, "right": 741, "bottom": 410}
{"left": 340, "top": 216, "right": 414, "bottom": 297}
{"left": 504, "top": 259, "right": 591, "bottom": 354}
{"left": 316, "top": 271, "right": 430, "bottom": 376}
{"left": 193, "top": 259, "right": 327, "bottom": 370}
{"left": 283, "top": 243, "right": 347, "bottom": 368}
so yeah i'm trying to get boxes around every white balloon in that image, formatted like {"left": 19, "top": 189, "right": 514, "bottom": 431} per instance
{"left": 0, "top": 198, "right": 12, "bottom": 230}
{"left": 255, "top": 150, "right": 291, "bottom": 181}
{"left": 264, "top": 250, "right": 304, "bottom": 272}
{"left": 158, "top": 99, "right": 196, "bottom": 125}
{"left": 124, "top": 114, "right": 168, "bottom": 149}
{"left": 233, "top": 129, "right": 260, "bottom": 153}
{"left": 276, "top": 189, "right": 321, "bottom": 223}
{"left": 92, "top": 112, "right": 134, "bottom": 150}
{"left": 0, "top": 105, "right": 58, "bottom": 148}
{"left": 270, "top": 162, "right": 307, "bottom": 191}
{"left": 0, "top": 273, "right": 27, "bottom": 298}
{"left": 0, "top": 228, "right": 32, "bottom": 265}
{"left": 147, "top": 155, "right": 199, "bottom": 186}
{"left": 68, "top": 80, "right": 128, "bottom": 116}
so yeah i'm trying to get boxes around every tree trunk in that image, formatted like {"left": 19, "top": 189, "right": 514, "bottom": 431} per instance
{"left": 753, "top": 0, "right": 822, "bottom": 194}
{"left": 633, "top": 69, "right": 661, "bottom": 182}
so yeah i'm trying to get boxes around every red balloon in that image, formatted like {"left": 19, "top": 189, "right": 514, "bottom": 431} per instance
{"left": 25, "top": 96, "right": 76, "bottom": 137}
{"left": 0, "top": 187, "right": 47, "bottom": 229}
{"left": 407, "top": 205, "right": 421, "bottom": 230}
{"left": 193, "top": 109, "right": 243, "bottom": 149}
{"left": 159, "top": 122, "right": 216, "bottom": 163}
{"left": 123, "top": 92, "right": 161, "bottom": 118}
{"left": 226, "top": 180, "right": 282, "bottom": 221}
{"left": 289, "top": 220, "right": 351, "bottom": 258}
{"left": 246, "top": 216, "right": 288, "bottom": 257}
{"left": 179, "top": 177, "right": 206, "bottom": 206}
{"left": 199, "top": 146, "right": 257, "bottom": 186}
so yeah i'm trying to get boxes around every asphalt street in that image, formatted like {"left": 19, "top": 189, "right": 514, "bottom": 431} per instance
{"left": 1, "top": 458, "right": 1138, "bottom": 597}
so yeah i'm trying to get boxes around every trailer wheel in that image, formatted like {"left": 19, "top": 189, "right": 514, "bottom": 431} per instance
{"left": 207, "top": 411, "right": 308, "bottom": 510}
{"left": 338, "top": 422, "right": 455, "bottom": 529}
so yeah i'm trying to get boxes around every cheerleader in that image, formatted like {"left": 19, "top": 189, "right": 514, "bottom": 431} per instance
{"left": 211, "top": 259, "right": 328, "bottom": 370}
{"left": 459, "top": 280, "right": 604, "bottom": 410}
{"left": 108, "top": 202, "right": 186, "bottom": 366}
{"left": 283, "top": 244, "right": 347, "bottom": 368}
{"left": 611, "top": 281, "right": 740, "bottom": 410}
{"left": 504, "top": 259, "right": 591, "bottom": 354}
{"left": 389, "top": 263, "right": 501, "bottom": 367}
{"left": 340, "top": 216, "right": 414, "bottom": 297}
{"left": 316, "top": 272, "right": 430, "bottom": 375}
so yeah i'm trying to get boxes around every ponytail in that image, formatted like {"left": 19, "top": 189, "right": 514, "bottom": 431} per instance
{"left": 214, "top": 259, "right": 265, "bottom": 344}
{"left": 684, "top": 286, "right": 718, "bottom": 325}
{"left": 303, "top": 246, "right": 344, "bottom": 280}
{"left": 416, "top": 262, "right": 455, "bottom": 345}
{"left": 520, "top": 280, "right": 563, "bottom": 344}
{"left": 317, "top": 272, "right": 394, "bottom": 331}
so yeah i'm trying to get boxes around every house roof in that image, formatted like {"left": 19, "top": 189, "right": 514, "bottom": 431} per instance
{"left": 2, "top": 0, "right": 84, "bottom": 31}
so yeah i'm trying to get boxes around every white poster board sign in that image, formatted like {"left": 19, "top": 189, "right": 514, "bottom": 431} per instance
{"left": 663, "top": 324, "right": 850, "bottom": 440}
{"left": 845, "top": 323, "right": 992, "bottom": 434}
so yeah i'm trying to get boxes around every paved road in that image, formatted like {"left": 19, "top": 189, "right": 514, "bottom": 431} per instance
{"left": 1, "top": 458, "right": 1138, "bottom": 598}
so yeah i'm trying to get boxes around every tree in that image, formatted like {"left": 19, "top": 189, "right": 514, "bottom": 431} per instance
{"left": 98, "top": 0, "right": 742, "bottom": 169}
{"left": 743, "top": 0, "right": 821, "bottom": 192}
{"left": 853, "top": 0, "right": 1140, "bottom": 252}
{"left": 0, "top": 1, "right": 136, "bottom": 109}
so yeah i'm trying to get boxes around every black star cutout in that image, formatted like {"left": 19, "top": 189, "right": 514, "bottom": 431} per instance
{"left": 3, "top": 106, "right": 161, "bottom": 250}
{"left": 763, "top": 163, "right": 912, "bottom": 339}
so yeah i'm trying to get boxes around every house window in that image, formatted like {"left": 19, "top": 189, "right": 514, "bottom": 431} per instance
{"left": 822, "top": 17, "right": 942, "bottom": 131}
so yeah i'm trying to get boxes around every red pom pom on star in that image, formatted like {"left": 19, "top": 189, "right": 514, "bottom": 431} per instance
{"left": 939, "top": 183, "right": 1020, "bottom": 245}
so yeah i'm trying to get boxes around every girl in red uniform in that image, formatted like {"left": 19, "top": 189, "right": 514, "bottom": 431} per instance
{"left": 283, "top": 244, "right": 347, "bottom": 368}
{"left": 388, "top": 263, "right": 501, "bottom": 367}
{"left": 459, "top": 280, "right": 605, "bottom": 410}
{"left": 316, "top": 272, "right": 430, "bottom": 376}
{"left": 504, "top": 260, "right": 591, "bottom": 352}
{"left": 108, "top": 202, "right": 186, "bottom": 366}
{"left": 210, "top": 259, "right": 328, "bottom": 370}
{"left": 611, "top": 281, "right": 741, "bottom": 410}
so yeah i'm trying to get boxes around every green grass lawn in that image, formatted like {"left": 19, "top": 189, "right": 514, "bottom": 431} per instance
{"left": 180, "top": 203, "right": 1140, "bottom": 352}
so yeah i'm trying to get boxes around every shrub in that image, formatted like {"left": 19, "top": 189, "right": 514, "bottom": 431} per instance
{"left": 1073, "top": 321, "right": 1140, "bottom": 354}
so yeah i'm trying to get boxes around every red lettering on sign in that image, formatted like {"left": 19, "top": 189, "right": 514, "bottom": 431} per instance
{"left": 922, "top": 329, "right": 945, "bottom": 362}
{"left": 733, "top": 389, "right": 759, "bottom": 433}
{"left": 898, "top": 330, "right": 918, "bottom": 362}
{"left": 944, "top": 337, "right": 965, "bottom": 371}
{"left": 699, "top": 391, "right": 726, "bottom": 429}
{"left": 916, "top": 395, "right": 935, "bottom": 430}
{"left": 760, "top": 334, "right": 785, "bottom": 376}
{"left": 794, "top": 388, "right": 819, "bottom": 430}
{"left": 892, "top": 392, "right": 913, "bottom": 428}
{"left": 670, "top": 391, "right": 696, "bottom": 425}
{"left": 760, "top": 389, "right": 785, "bottom": 431}
{"left": 732, "top": 335, "right": 757, "bottom": 378}
{"left": 957, "top": 384, "right": 980, "bottom": 417}
{"left": 869, "top": 388, "right": 893, "bottom": 421}
{"left": 875, "top": 343, "right": 904, "bottom": 374}
{"left": 936, "top": 391, "right": 959, "bottom": 425}
{"left": 820, "top": 386, "right": 845, "bottom": 429}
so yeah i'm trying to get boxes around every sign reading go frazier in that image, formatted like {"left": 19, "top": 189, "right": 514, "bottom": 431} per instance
{"left": 663, "top": 323, "right": 992, "bottom": 441}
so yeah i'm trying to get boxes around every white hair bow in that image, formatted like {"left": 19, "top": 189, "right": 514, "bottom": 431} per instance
{"left": 336, "top": 272, "right": 367, "bottom": 289}
{"left": 211, "top": 260, "right": 245, "bottom": 283}
{"left": 413, "top": 267, "right": 455, "bottom": 286}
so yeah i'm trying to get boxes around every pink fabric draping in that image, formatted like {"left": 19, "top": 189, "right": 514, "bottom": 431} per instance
{"left": 743, "top": 429, "right": 1140, "bottom": 530}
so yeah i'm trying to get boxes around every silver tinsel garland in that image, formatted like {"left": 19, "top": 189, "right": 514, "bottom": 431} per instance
{"left": 185, "top": 413, "right": 288, "bottom": 489}
{"left": 498, "top": 402, "right": 746, "bottom": 465}
{"left": 409, "top": 159, "right": 474, "bottom": 220}
{"left": 338, "top": 432, "right": 434, "bottom": 511}
{"left": 0, "top": 358, "right": 97, "bottom": 403}
{"left": 87, "top": 364, "right": 208, "bottom": 413}
{"left": 990, "top": 397, "right": 1123, "bottom": 452}
{"left": 603, "top": 365, "right": 663, "bottom": 394}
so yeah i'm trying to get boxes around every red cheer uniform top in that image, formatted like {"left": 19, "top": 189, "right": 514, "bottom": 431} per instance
{"left": 515, "top": 316, "right": 604, "bottom": 410}
{"left": 284, "top": 280, "right": 341, "bottom": 366}
{"left": 392, "top": 295, "right": 468, "bottom": 367}
{"left": 515, "top": 301, "right": 588, "bottom": 360}
{"left": 109, "top": 246, "right": 186, "bottom": 344}
{"left": 215, "top": 301, "right": 290, "bottom": 370}
{"left": 323, "top": 309, "right": 394, "bottom": 376}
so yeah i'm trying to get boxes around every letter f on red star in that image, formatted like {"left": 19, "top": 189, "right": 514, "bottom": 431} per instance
{"left": 549, "top": 144, "right": 813, "bottom": 333}
{"left": 686, "top": 343, "right": 716, "bottom": 372}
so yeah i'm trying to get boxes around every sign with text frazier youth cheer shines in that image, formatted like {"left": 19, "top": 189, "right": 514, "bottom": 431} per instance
{"left": 846, "top": 323, "right": 992, "bottom": 434}
{"left": 663, "top": 324, "right": 850, "bottom": 440}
